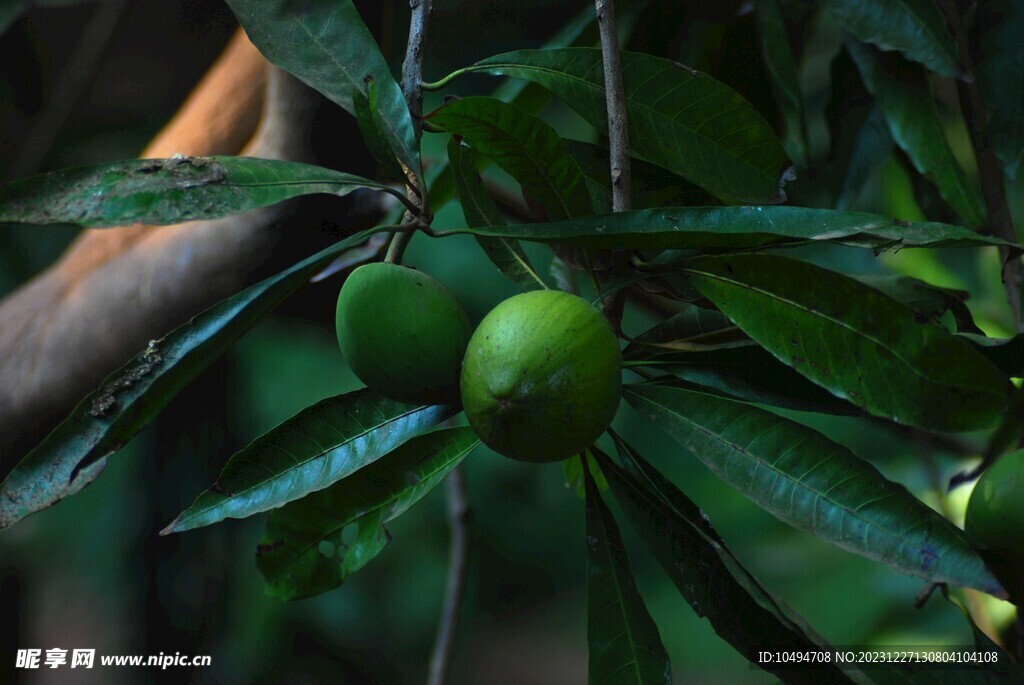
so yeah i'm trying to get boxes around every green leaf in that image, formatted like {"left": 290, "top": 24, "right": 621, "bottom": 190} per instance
{"left": 835, "top": 105, "right": 894, "bottom": 210}
{"left": 854, "top": 274, "right": 982, "bottom": 334}
{"left": 817, "top": 0, "right": 960, "bottom": 77}
{"left": 488, "top": 5, "right": 596, "bottom": 105}
{"left": 961, "top": 334, "right": 1024, "bottom": 378}
{"left": 583, "top": 461, "right": 671, "bottom": 685}
{"left": 623, "top": 381, "right": 1006, "bottom": 597}
{"left": 225, "top": 0, "right": 420, "bottom": 180}
{"left": 451, "top": 48, "right": 791, "bottom": 205}
{"left": 596, "top": 439, "right": 857, "bottom": 685}
{"left": 975, "top": 0, "right": 1024, "bottom": 180}
{"left": 0, "top": 156, "right": 405, "bottom": 228}
{"left": 437, "top": 206, "right": 1012, "bottom": 250}
{"left": 629, "top": 349, "right": 861, "bottom": 416}
{"left": 630, "top": 307, "right": 735, "bottom": 345}
{"left": 354, "top": 77, "right": 410, "bottom": 184}
{"left": 446, "top": 139, "right": 546, "bottom": 291}
{"left": 427, "top": 96, "right": 592, "bottom": 221}
{"left": 564, "top": 140, "right": 716, "bottom": 214}
{"left": 681, "top": 253, "right": 1010, "bottom": 431}
{"left": 754, "top": 0, "right": 809, "bottom": 164}
{"left": 846, "top": 40, "right": 986, "bottom": 229}
{"left": 0, "top": 228, "right": 386, "bottom": 530}
{"left": 416, "top": 2, "right": 595, "bottom": 212}
{"left": 163, "top": 389, "right": 457, "bottom": 534}
{"left": 257, "top": 427, "right": 479, "bottom": 600}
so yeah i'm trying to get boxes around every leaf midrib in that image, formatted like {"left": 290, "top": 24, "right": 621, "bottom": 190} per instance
{"left": 625, "top": 387, "right": 953, "bottom": 574}
{"left": 177, "top": 403, "right": 431, "bottom": 527}
{"left": 683, "top": 264, "right": 996, "bottom": 399}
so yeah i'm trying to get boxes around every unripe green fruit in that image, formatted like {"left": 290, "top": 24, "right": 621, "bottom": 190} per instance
{"left": 336, "top": 262, "right": 471, "bottom": 405}
{"left": 460, "top": 290, "right": 622, "bottom": 462}
{"left": 965, "top": 449, "right": 1024, "bottom": 557}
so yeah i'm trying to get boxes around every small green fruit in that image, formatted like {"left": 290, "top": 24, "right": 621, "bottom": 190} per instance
{"left": 965, "top": 449, "right": 1024, "bottom": 556}
{"left": 336, "top": 262, "right": 471, "bottom": 405}
{"left": 460, "top": 290, "right": 622, "bottom": 462}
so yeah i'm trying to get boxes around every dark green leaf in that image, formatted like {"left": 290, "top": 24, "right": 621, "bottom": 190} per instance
{"left": 0, "top": 228, "right": 387, "bottom": 529}
{"left": 630, "top": 308, "right": 735, "bottom": 345}
{"left": 855, "top": 274, "right": 982, "bottom": 334}
{"left": 447, "top": 139, "right": 546, "bottom": 291}
{"left": 225, "top": 0, "right": 420, "bottom": 180}
{"left": 437, "top": 206, "right": 1012, "bottom": 250}
{"left": 565, "top": 140, "right": 716, "bottom": 214}
{"left": 596, "top": 440, "right": 856, "bottom": 685}
{"left": 416, "top": 2, "right": 595, "bottom": 214}
{"left": 257, "top": 427, "right": 479, "bottom": 600}
{"left": 354, "top": 77, "right": 409, "bottom": 184}
{"left": 629, "top": 349, "right": 861, "bottom": 416}
{"left": 681, "top": 253, "right": 1010, "bottom": 431}
{"left": 0, "top": 156, "right": 405, "bottom": 228}
{"left": 623, "top": 381, "right": 1006, "bottom": 597}
{"left": 451, "top": 48, "right": 791, "bottom": 205}
{"left": 961, "top": 334, "right": 1024, "bottom": 378}
{"left": 584, "top": 462, "right": 671, "bottom": 685}
{"left": 427, "top": 97, "right": 592, "bottom": 221}
{"left": 846, "top": 40, "right": 986, "bottom": 229}
{"left": 755, "top": 0, "right": 809, "bottom": 164}
{"left": 975, "top": 0, "right": 1024, "bottom": 180}
{"left": 817, "top": 0, "right": 959, "bottom": 77}
{"left": 163, "top": 389, "right": 457, "bottom": 534}
{"left": 835, "top": 105, "right": 894, "bottom": 210}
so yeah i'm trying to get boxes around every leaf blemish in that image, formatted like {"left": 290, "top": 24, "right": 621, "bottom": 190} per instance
{"left": 918, "top": 544, "right": 939, "bottom": 571}
{"left": 89, "top": 338, "right": 165, "bottom": 417}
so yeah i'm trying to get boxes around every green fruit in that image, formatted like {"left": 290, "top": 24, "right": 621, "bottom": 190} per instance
{"left": 460, "top": 290, "right": 622, "bottom": 462}
{"left": 336, "top": 262, "right": 471, "bottom": 405}
{"left": 965, "top": 449, "right": 1024, "bottom": 557}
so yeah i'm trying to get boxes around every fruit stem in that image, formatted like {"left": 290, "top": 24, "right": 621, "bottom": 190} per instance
{"left": 384, "top": 230, "right": 413, "bottom": 264}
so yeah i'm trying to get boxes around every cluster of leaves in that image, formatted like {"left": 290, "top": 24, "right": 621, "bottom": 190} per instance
{"left": 0, "top": 0, "right": 1022, "bottom": 681}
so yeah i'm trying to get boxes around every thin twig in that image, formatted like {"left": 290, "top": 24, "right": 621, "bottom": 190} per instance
{"left": 427, "top": 465, "right": 470, "bottom": 685}
{"left": 938, "top": 0, "right": 1022, "bottom": 332}
{"left": 595, "top": 0, "right": 631, "bottom": 332}
{"left": 387, "top": 0, "right": 433, "bottom": 265}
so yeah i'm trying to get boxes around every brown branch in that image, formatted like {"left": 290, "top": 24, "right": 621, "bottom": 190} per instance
{"left": 595, "top": 0, "right": 630, "bottom": 332}
{"left": 0, "top": 31, "right": 325, "bottom": 469}
{"left": 938, "top": 0, "right": 1022, "bottom": 332}
{"left": 595, "top": 0, "right": 631, "bottom": 213}
{"left": 386, "top": 0, "right": 433, "bottom": 265}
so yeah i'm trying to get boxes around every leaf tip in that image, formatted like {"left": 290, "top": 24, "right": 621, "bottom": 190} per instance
{"left": 159, "top": 517, "right": 185, "bottom": 536}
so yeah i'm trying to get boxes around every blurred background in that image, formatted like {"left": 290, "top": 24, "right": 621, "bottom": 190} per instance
{"left": 0, "top": 1, "right": 1020, "bottom": 683}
